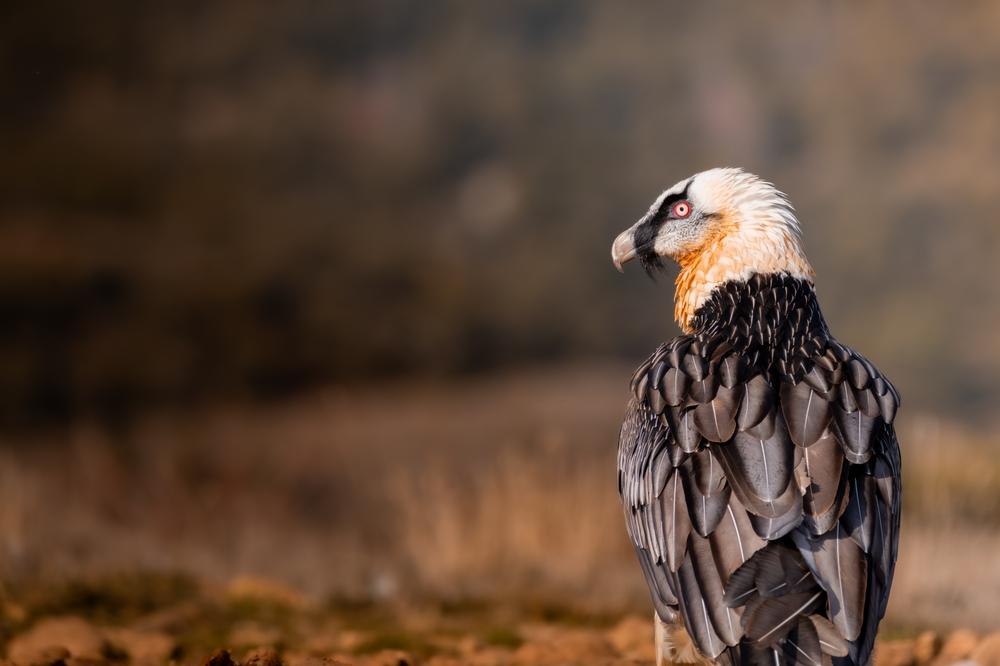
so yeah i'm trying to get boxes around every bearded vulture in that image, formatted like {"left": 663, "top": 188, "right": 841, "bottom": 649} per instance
{"left": 612, "top": 168, "right": 900, "bottom": 666}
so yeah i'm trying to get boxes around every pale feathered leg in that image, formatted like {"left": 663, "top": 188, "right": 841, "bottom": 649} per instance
{"left": 655, "top": 611, "right": 670, "bottom": 666}
{"left": 655, "top": 612, "right": 714, "bottom": 666}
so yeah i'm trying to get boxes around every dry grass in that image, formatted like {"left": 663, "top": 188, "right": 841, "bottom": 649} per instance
{"left": 888, "top": 417, "right": 1000, "bottom": 632}
{"left": 0, "top": 364, "right": 997, "bottom": 631}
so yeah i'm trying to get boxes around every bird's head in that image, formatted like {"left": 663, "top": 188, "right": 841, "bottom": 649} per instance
{"left": 611, "top": 167, "right": 815, "bottom": 330}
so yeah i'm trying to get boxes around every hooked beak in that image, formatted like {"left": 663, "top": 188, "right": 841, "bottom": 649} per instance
{"left": 611, "top": 227, "right": 638, "bottom": 272}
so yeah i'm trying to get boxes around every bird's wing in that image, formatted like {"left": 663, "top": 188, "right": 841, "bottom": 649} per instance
{"left": 844, "top": 418, "right": 901, "bottom": 666}
{"left": 620, "top": 336, "right": 901, "bottom": 665}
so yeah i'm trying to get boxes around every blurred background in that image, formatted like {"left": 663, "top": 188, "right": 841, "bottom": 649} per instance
{"left": 2, "top": 0, "right": 1000, "bottom": 646}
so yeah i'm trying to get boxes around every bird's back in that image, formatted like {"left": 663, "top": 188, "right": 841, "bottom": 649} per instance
{"left": 618, "top": 273, "right": 901, "bottom": 666}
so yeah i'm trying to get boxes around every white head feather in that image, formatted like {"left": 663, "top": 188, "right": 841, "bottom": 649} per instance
{"left": 613, "top": 167, "right": 814, "bottom": 329}
{"left": 672, "top": 168, "right": 814, "bottom": 327}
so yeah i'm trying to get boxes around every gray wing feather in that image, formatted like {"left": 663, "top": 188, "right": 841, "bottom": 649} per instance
{"left": 620, "top": 337, "right": 901, "bottom": 665}
{"left": 663, "top": 468, "right": 692, "bottom": 571}
{"left": 689, "top": 531, "right": 743, "bottom": 646}
{"left": 792, "top": 522, "right": 868, "bottom": 641}
{"left": 849, "top": 422, "right": 901, "bottom": 665}
{"left": 677, "top": 555, "right": 727, "bottom": 658}
{"left": 683, "top": 451, "right": 732, "bottom": 537}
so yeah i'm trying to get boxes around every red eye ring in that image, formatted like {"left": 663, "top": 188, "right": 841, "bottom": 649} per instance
{"left": 672, "top": 201, "right": 692, "bottom": 218}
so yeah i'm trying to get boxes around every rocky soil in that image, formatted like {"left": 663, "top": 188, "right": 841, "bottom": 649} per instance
{"left": 1, "top": 575, "right": 997, "bottom": 666}
{"left": 6, "top": 613, "right": 1000, "bottom": 666}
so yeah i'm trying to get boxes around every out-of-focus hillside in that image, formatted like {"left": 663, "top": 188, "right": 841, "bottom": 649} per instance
{"left": 2, "top": 2, "right": 999, "bottom": 425}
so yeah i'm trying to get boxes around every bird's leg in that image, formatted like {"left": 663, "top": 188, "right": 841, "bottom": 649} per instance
{"left": 655, "top": 611, "right": 671, "bottom": 666}
{"left": 655, "top": 612, "right": 714, "bottom": 666}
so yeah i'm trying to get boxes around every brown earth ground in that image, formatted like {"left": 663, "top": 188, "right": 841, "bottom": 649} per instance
{"left": 0, "top": 573, "right": 998, "bottom": 666}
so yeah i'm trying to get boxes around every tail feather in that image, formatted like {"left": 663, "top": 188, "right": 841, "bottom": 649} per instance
{"left": 719, "top": 542, "right": 851, "bottom": 666}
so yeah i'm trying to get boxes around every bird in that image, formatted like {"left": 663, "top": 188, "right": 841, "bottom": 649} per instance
{"left": 611, "top": 168, "right": 901, "bottom": 666}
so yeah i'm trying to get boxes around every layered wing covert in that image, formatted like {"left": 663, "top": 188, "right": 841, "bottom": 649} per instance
{"left": 618, "top": 275, "right": 901, "bottom": 666}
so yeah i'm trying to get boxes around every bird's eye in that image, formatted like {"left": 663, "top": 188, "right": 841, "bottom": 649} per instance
{"left": 672, "top": 201, "right": 692, "bottom": 219}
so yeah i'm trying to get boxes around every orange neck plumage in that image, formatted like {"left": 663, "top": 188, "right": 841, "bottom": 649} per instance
{"left": 673, "top": 214, "right": 814, "bottom": 331}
